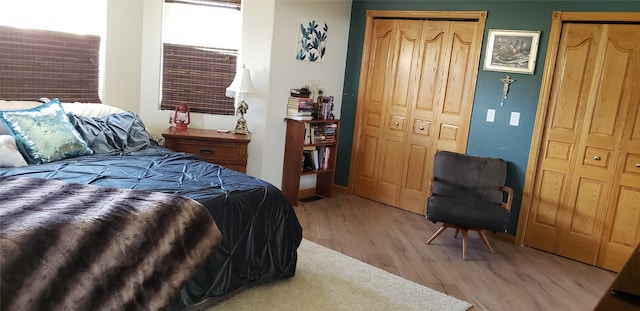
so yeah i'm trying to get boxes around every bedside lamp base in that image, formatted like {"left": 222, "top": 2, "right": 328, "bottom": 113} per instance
{"left": 233, "top": 117, "right": 250, "bottom": 135}
{"left": 233, "top": 100, "right": 250, "bottom": 135}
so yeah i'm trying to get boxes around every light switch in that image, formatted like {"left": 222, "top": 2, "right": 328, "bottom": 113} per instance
{"left": 486, "top": 109, "right": 496, "bottom": 122}
{"left": 510, "top": 112, "right": 520, "bottom": 126}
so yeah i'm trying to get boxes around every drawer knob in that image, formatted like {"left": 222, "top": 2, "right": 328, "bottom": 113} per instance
{"left": 593, "top": 155, "right": 601, "bottom": 161}
{"left": 419, "top": 126, "right": 425, "bottom": 131}
{"left": 636, "top": 163, "right": 640, "bottom": 168}
{"left": 200, "top": 149, "right": 214, "bottom": 154}
{"left": 394, "top": 121, "right": 400, "bottom": 126}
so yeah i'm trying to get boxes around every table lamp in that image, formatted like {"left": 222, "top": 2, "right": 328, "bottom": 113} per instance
{"left": 226, "top": 64, "right": 255, "bottom": 135}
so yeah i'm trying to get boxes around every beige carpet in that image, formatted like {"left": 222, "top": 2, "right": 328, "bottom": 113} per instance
{"left": 206, "top": 239, "right": 472, "bottom": 311}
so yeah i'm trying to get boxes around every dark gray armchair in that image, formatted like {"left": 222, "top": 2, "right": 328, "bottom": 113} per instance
{"left": 425, "top": 151, "right": 513, "bottom": 260}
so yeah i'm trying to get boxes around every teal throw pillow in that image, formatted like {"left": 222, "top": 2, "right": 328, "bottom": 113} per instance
{"left": 0, "top": 99, "right": 93, "bottom": 164}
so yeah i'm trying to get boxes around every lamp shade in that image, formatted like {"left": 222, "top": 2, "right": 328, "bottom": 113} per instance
{"left": 226, "top": 65, "right": 255, "bottom": 98}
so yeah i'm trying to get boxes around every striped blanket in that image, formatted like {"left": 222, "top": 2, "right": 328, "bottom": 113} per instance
{"left": 0, "top": 176, "right": 222, "bottom": 311}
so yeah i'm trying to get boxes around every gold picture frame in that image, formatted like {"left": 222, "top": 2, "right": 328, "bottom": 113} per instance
{"left": 483, "top": 29, "right": 541, "bottom": 75}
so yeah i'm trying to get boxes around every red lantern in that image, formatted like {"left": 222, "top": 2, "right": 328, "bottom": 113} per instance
{"left": 174, "top": 103, "right": 190, "bottom": 130}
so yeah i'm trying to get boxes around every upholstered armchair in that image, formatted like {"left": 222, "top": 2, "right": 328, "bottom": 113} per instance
{"left": 425, "top": 151, "right": 513, "bottom": 260}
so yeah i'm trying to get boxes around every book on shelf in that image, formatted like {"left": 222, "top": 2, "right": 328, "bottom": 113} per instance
{"left": 287, "top": 96, "right": 314, "bottom": 120}
{"left": 299, "top": 122, "right": 339, "bottom": 145}
{"left": 323, "top": 147, "right": 330, "bottom": 169}
{"left": 317, "top": 96, "right": 334, "bottom": 120}
{"left": 309, "top": 123, "right": 330, "bottom": 144}
{"left": 304, "top": 123, "right": 312, "bottom": 144}
{"left": 301, "top": 146, "right": 332, "bottom": 171}
{"left": 310, "top": 149, "right": 319, "bottom": 170}
{"left": 324, "top": 123, "right": 337, "bottom": 143}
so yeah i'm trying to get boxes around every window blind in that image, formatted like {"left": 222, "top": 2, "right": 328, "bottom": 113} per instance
{"left": 160, "top": 0, "right": 241, "bottom": 115}
{"left": 160, "top": 43, "right": 237, "bottom": 115}
{"left": 0, "top": 25, "right": 101, "bottom": 103}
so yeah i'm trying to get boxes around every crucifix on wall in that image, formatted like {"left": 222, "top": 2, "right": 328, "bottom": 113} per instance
{"left": 500, "top": 74, "right": 515, "bottom": 106}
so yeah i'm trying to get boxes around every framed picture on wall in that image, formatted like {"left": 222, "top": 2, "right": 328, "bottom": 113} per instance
{"left": 483, "top": 29, "right": 541, "bottom": 75}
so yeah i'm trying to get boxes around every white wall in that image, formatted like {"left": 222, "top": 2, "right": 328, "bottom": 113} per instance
{"left": 104, "top": 0, "right": 143, "bottom": 112}
{"left": 103, "top": 0, "right": 352, "bottom": 188}
{"left": 255, "top": 0, "right": 352, "bottom": 187}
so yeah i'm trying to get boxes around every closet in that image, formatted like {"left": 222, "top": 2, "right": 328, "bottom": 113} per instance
{"left": 519, "top": 12, "right": 640, "bottom": 272}
{"left": 349, "top": 11, "right": 486, "bottom": 215}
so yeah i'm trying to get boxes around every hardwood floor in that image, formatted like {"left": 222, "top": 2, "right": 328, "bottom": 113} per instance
{"left": 293, "top": 192, "right": 616, "bottom": 311}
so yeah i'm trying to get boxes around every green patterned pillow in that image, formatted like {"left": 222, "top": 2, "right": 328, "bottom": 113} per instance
{"left": 0, "top": 99, "right": 93, "bottom": 164}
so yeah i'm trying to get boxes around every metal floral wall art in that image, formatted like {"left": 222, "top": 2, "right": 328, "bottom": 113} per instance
{"left": 296, "top": 20, "right": 328, "bottom": 63}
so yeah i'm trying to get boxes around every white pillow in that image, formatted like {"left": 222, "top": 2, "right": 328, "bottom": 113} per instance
{"left": 61, "top": 102, "right": 125, "bottom": 118}
{"left": 0, "top": 100, "right": 42, "bottom": 110}
{"left": 0, "top": 100, "right": 125, "bottom": 118}
{"left": 38, "top": 98, "right": 126, "bottom": 118}
{"left": 0, "top": 135, "right": 28, "bottom": 167}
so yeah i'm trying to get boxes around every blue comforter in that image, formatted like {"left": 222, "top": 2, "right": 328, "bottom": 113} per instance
{"left": 0, "top": 143, "right": 302, "bottom": 310}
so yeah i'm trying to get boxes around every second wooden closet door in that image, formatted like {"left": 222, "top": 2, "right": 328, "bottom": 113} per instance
{"left": 523, "top": 22, "right": 640, "bottom": 272}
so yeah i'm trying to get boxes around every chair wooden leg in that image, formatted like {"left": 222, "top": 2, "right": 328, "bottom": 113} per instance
{"left": 426, "top": 226, "right": 448, "bottom": 244}
{"left": 477, "top": 230, "right": 495, "bottom": 254}
{"left": 427, "top": 225, "right": 495, "bottom": 260}
{"left": 461, "top": 229, "right": 469, "bottom": 260}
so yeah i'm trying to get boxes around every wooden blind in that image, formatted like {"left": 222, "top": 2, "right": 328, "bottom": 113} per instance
{"left": 160, "top": 43, "right": 237, "bottom": 115}
{"left": 161, "top": 0, "right": 241, "bottom": 115}
{"left": 0, "top": 26, "right": 101, "bottom": 103}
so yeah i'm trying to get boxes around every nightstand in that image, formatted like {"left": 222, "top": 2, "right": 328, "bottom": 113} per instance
{"left": 162, "top": 127, "right": 251, "bottom": 173}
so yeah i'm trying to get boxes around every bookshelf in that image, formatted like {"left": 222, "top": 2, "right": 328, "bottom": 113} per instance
{"left": 281, "top": 118, "right": 340, "bottom": 206}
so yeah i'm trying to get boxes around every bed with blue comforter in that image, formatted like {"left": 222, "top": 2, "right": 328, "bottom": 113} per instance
{"left": 0, "top": 101, "right": 303, "bottom": 310}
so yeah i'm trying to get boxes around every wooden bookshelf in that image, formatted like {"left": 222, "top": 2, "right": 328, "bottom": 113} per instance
{"left": 281, "top": 118, "right": 340, "bottom": 206}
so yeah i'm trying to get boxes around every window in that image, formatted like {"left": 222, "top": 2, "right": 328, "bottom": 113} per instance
{"left": 0, "top": 26, "right": 102, "bottom": 103}
{"left": 0, "top": 0, "right": 106, "bottom": 103}
{"left": 161, "top": 0, "right": 242, "bottom": 115}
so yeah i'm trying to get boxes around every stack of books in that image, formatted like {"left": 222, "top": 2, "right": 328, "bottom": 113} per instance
{"left": 287, "top": 96, "right": 314, "bottom": 120}
{"left": 317, "top": 96, "right": 334, "bottom": 120}
{"left": 324, "top": 123, "right": 337, "bottom": 143}
{"left": 304, "top": 123, "right": 330, "bottom": 144}
{"left": 311, "top": 123, "right": 326, "bottom": 143}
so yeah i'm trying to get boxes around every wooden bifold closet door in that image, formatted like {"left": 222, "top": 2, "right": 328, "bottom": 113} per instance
{"left": 350, "top": 11, "right": 486, "bottom": 215}
{"left": 521, "top": 12, "right": 640, "bottom": 272}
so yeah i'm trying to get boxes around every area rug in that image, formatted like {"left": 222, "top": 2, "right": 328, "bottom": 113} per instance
{"left": 207, "top": 239, "right": 472, "bottom": 311}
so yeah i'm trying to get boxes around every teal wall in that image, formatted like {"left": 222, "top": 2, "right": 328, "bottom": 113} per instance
{"left": 336, "top": 0, "right": 640, "bottom": 235}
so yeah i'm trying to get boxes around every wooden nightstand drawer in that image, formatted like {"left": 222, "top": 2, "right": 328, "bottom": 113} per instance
{"left": 171, "top": 141, "right": 245, "bottom": 164}
{"left": 162, "top": 127, "right": 251, "bottom": 173}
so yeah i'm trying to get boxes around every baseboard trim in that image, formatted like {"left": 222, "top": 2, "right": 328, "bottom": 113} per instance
{"left": 333, "top": 184, "right": 349, "bottom": 194}
{"left": 488, "top": 232, "right": 516, "bottom": 244}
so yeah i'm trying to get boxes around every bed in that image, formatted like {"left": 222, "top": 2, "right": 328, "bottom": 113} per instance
{"left": 0, "top": 99, "right": 303, "bottom": 310}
